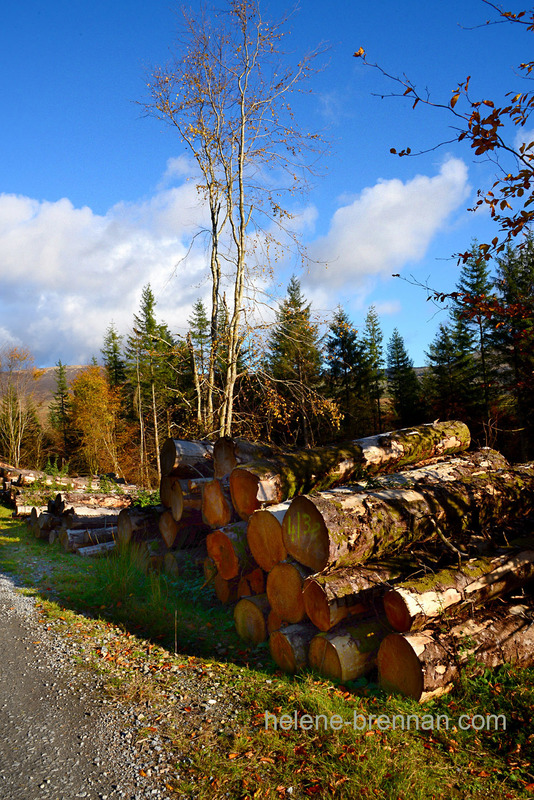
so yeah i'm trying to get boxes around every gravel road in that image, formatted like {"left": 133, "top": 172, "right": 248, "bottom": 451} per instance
{"left": 0, "top": 571, "right": 173, "bottom": 800}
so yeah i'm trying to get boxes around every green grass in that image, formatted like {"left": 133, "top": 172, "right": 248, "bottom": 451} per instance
{"left": 1, "top": 502, "right": 533, "bottom": 799}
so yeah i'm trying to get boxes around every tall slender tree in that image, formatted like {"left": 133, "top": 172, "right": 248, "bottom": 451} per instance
{"left": 48, "top": 359, "right": 72, "bottom": 464}
{"left": 101, "top": 323, "right": 126, "bottom": 388}
{"left": 362, "top": 305, "right": 385, "bottom": 433}
{"left": 141, "top": 0, "right": 327, "bottom": 436}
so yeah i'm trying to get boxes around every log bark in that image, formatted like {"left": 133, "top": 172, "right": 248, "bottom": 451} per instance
{"left": 266, "top": 559, "right": 312, "bottom": 624}
{"left": 269, "top": 622, "right": 317, "bottom": 673}
{"left": 377, "top": 604, "right": 534, "bottom": 702}
{"left": 201, "top": 479, "right": 235, "bottom": 528}
{"left": 384, "top": 549, "right": 534, "bottom": 632}
{"left": 116, "top": 507, "right": 160, "bottom": 546}
{"left": 59, "top": 527, "right": 116, "bottom": 553}
{"left": 213, "top": 437, "right": 279, "bottom": 479}
{"left": 308, "top": 616, "right": 390, "bottom": 682}
{"left": 159, "top": 438, "right": 214, "bottom": 478}
{"left": 302, "top": 563, "right": 401, "bottom": 632}
{"left": 206, "top": 522, "right": 252, "bottom": 580}
{"left": 246, "top": 502, "right": 290, "bottom": 572}
{"left": 77, "top": 541, "right": 116, "bottom": 557}
{"left": 229, "top": 421, "right": 471, "bottom": 519}
{"left": 282, "top": 450, "right": 529, "bottom": 572}
{"left": 234, "top": 594, "right": 270, "bottom": 644}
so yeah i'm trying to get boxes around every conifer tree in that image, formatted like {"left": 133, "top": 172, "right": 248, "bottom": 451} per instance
{"left": 386, "top": 329, "right": 423, "bottom": 427}
{"left": 48, "top": 359, "right": 71, "bottom": 464}
{"left": 423, "top": 322, "right": 479, "bottom": 424}
{"left": 325, "top": 306, "right": 373, "bottom": 437}
{"left": 101, "top": 323, "right": 126, "bottom": 388}
{"left": 362, "top": 305, "right": 385, "bottom": 433}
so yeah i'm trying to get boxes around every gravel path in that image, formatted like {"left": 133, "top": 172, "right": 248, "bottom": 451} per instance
{"left": 0, "top": 571, "right": 173, "bottom": 800}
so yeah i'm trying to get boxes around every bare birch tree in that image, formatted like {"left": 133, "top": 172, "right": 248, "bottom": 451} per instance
{"left": 141, "top": 0, "right": 326, "bottom": 436}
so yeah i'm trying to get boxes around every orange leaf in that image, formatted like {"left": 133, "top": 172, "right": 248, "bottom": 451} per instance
{"left": 228, "top": 753, "right": 239, "bottom": 759}
{"left": 451, "top": 93, "right": 460, "bottom": 108}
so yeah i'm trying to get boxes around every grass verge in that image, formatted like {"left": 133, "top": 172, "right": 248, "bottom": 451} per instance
{"left": 1, "top": 503, "right": 533, "bottom": 799}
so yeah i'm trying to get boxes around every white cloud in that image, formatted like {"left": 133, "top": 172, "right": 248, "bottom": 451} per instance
{"left": 0, "top": 181, "right": 210, "bottom": 366}
{"left": 306, "top": 157, "right": 470, "bottom": 291}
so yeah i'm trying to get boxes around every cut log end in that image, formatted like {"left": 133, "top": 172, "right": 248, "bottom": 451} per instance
{"left": 247, "top": 507, "right": 287, "bottom": 571}
{"left": 269, "top": 623, "right": 315, "bottom": 673}
{"left": 383, "top": 590, "right": 413, "bottom": 633}
{"left": 266, "top": 561, "right": 309, "bottom": 624}
{"left": 234, "top": 594, "right": 270, "bottom": 644}
{"left": 202, "top": 479, "right": 233, "bottom": 528}
{"left": 206, "top": 529, "right": 239, "bottom": 580}
{"left": 308, "top": 636, "right": 343, "bottom": 682}
{"left": 229, "top": 468, "right": 261, "bottom": 520}
{"left": 282, "top": 495, "right": 329, "bottom": 572}
{"left": 377, "top": 633, "right": 425, "bottom": 701}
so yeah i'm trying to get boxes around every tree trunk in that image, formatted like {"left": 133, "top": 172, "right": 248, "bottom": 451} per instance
{"left": 159, "top": 438, "right": 214, "bottom": 477}
{"left": 59, "top": 527, "right": 116, "bottom": 553}
{"left": 246, "top": 502, "right": 290, "bottom": 572}
{"left": 282, "top": 450, "right": 530, "bottom": 572}
{"left": 213, "top": 437, "right": 279, "bottom": 479}
{"left": 384, "top": 548, "right": 534, "bottom": 632}
{"left": 266, "top": 559, "right": 312, "bottom": 624}
{"left": 116, "top": 507, "right": 160, "bottom": 546}
{"left": 234, "top": 594, "right": 270, "bottom": 644}
{"left": 308, "top": 617, "right": 390, "bottom": 682}
{"left": 302, "top": 563, "right": 403, "bottom": 632}
{"left": 201, "top": 479, "right": 235, "bottom": 528}
{"left": 206, "top": 521, "right": 252, "bottom": 580}
{"left": 269, "top": 622, "right": 317, "bottom": 674}
{"left": 229, "top": 420, "right": 471, "bottom": 519}
{"left": 378, "top": 604, "right": 534, "bottom": 702}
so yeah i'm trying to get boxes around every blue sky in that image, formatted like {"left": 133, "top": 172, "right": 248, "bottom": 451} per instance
{"left": 0, "top": 0, "right": 529, "bottom": 368}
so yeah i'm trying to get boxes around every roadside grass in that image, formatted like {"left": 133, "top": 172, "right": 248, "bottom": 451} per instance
{"left": 1, "top": 502, "right": 533, "bottom": 799}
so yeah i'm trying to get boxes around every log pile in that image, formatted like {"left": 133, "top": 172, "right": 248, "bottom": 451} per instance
{"left": 184, "top": 423, "right": 534, "bottom": 699}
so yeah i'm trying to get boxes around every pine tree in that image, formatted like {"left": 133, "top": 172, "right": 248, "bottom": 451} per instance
{"left": 325, "top": 306, "right": 373, "bottom": 437}
{"left": 423, "top": 322, "right": 479, "bottom": 423}
{"left": 386, "top": 329, "right": 423, "bottom": 427}
{"left": 125, "top": 284, "right": 176, "bottom": 485}
{"left": 101, "top": 323, "right": 126, "bottom": 388}
{"left": 493, "top": 237, "right": 534, "bottom": 457}
{"left": 48, "top": 359, "right": 71, "bottom": 464}
{"left": 267, "top": 276, "right": 324, "bottom": 445}
{"left": 362, "top": 305, "right": 385, "bottom": 433}
{"left": 451, "top": 243, "right": 497, "bottom": 430}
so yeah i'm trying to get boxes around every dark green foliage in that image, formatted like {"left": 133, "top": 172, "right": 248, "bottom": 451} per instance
{"left": 423, "top": 322, "right": 480, "bottom": 424}
{"left": 386, "top": 329, "right": 424, "bottom": 427}
{"left": 362, "top": 305, "right": 385, "bottom": 433}
{"left": 325, "top": 306, "right": 374, "bottom": 437}
{"left": 101, "top": 323, "right": 126, "bottom": 387}
{"left": 48, "top": 360, "right": 72, "bottom": 462}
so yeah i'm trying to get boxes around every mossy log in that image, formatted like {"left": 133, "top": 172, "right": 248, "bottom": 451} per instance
{"left": 378, "top": 604, "right": 534, "bottom": 702}
{"left": 117, "top": 507, "right": 160, "bottom": 546}
{"left": 159, "top": 438, "right": 214, "bottom": 478}
{"left": 266, "top": 558, "right": 313, "bottom": 624}
{"left": 282, "top": 450, "right": 531, "bottom": 572}
{"left": 201, "top": 478, "right": 235, "bottom": 528}
{"left": 229, "top": 421, "right": 470, "bottom": 519}
{"left": 234, "top": 594, "right": 271, "bottom": 644}
{"left": 246, "top": 502, "right": 290, "bottom": 572}
{"left": 77, "top": 541, "right": 116, "bottom": 557}
{"left": 213, "top": 437, "right": 280, "bottom": 479}
{"left": 206, "top": 521, "right": 253, "bottom": 580}
{"left": 384, "top": 549, "right": 534, "bottom": 632}
{"left": 269, "top": 622, "right": 317, "bottom": 673}
{"left": 237, "top": 567, "right": 266, "bottom": 598}
{"left": 308, "top": 616, "right": 390, "bottom": 682}
{"left": 302, "top": 563, "right": 402, "bottom": 632}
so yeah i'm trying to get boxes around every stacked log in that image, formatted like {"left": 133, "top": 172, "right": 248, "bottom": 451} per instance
{"left": 152, "top": 426, "right": 534, "bottom": 696}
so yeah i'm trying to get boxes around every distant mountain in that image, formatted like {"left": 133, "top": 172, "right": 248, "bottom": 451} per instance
{"left": 1, "top": 365, "right": 94, "bottom": 425}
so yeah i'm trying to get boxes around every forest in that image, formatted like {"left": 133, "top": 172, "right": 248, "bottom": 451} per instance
{"left": 1, "top": 232, "right": 533, "bottom": 487}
